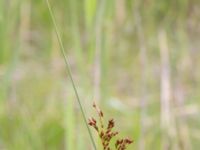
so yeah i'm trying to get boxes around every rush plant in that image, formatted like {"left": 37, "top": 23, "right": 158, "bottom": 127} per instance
{"left": 88, "top": 103, "right": 133, "bottom": 150}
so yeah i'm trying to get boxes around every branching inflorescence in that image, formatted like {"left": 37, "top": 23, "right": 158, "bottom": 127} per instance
{"left": 88, "top": 103, "right": 133, "bottom": 150}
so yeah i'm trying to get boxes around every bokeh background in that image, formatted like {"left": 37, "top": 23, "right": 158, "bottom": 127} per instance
{"left": 0, "top": 0, "right": 200, "bottom": 149}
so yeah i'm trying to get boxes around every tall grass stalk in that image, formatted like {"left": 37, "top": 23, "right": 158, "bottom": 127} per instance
{"left": 0, "top": 0, "right": 20, "bottom": 113}
{"left": 93, "top": 0, "right": 106, "bottom": 103}
{"left": 45, "top": 0, "right": 97, "bottom": 149}
{"left": 68, "top": 0, "right": 83, "bottom": 72}
{"left": 134, "top": 1, "right": 148, "bottom": 149}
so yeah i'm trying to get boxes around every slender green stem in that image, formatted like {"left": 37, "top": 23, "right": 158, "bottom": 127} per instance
{"left": 45, "top": 0, "right": 97, "bottom": 149}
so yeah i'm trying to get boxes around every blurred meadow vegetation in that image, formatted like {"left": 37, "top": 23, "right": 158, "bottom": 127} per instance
{"left": 0, "top": 0, "right": 200, "bottom": 149}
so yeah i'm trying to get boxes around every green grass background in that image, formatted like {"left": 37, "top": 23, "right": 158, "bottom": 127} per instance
{"left": 0, "top": 0, "right": 200, "bottom": 149}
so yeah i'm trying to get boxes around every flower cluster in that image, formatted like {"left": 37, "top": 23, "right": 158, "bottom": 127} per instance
{"left": 115, "top": 138, "right": 133, "bottom": 150}
{"left": 88, "top": 102, "right": 133, "bottom": 150}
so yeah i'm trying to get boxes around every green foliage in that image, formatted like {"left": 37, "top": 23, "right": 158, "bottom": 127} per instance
{"left": 0, "top": 0, "right": 200, "bottom": 149}
{"left": 84, "top": 0, "right": 96, "bottom": 29}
